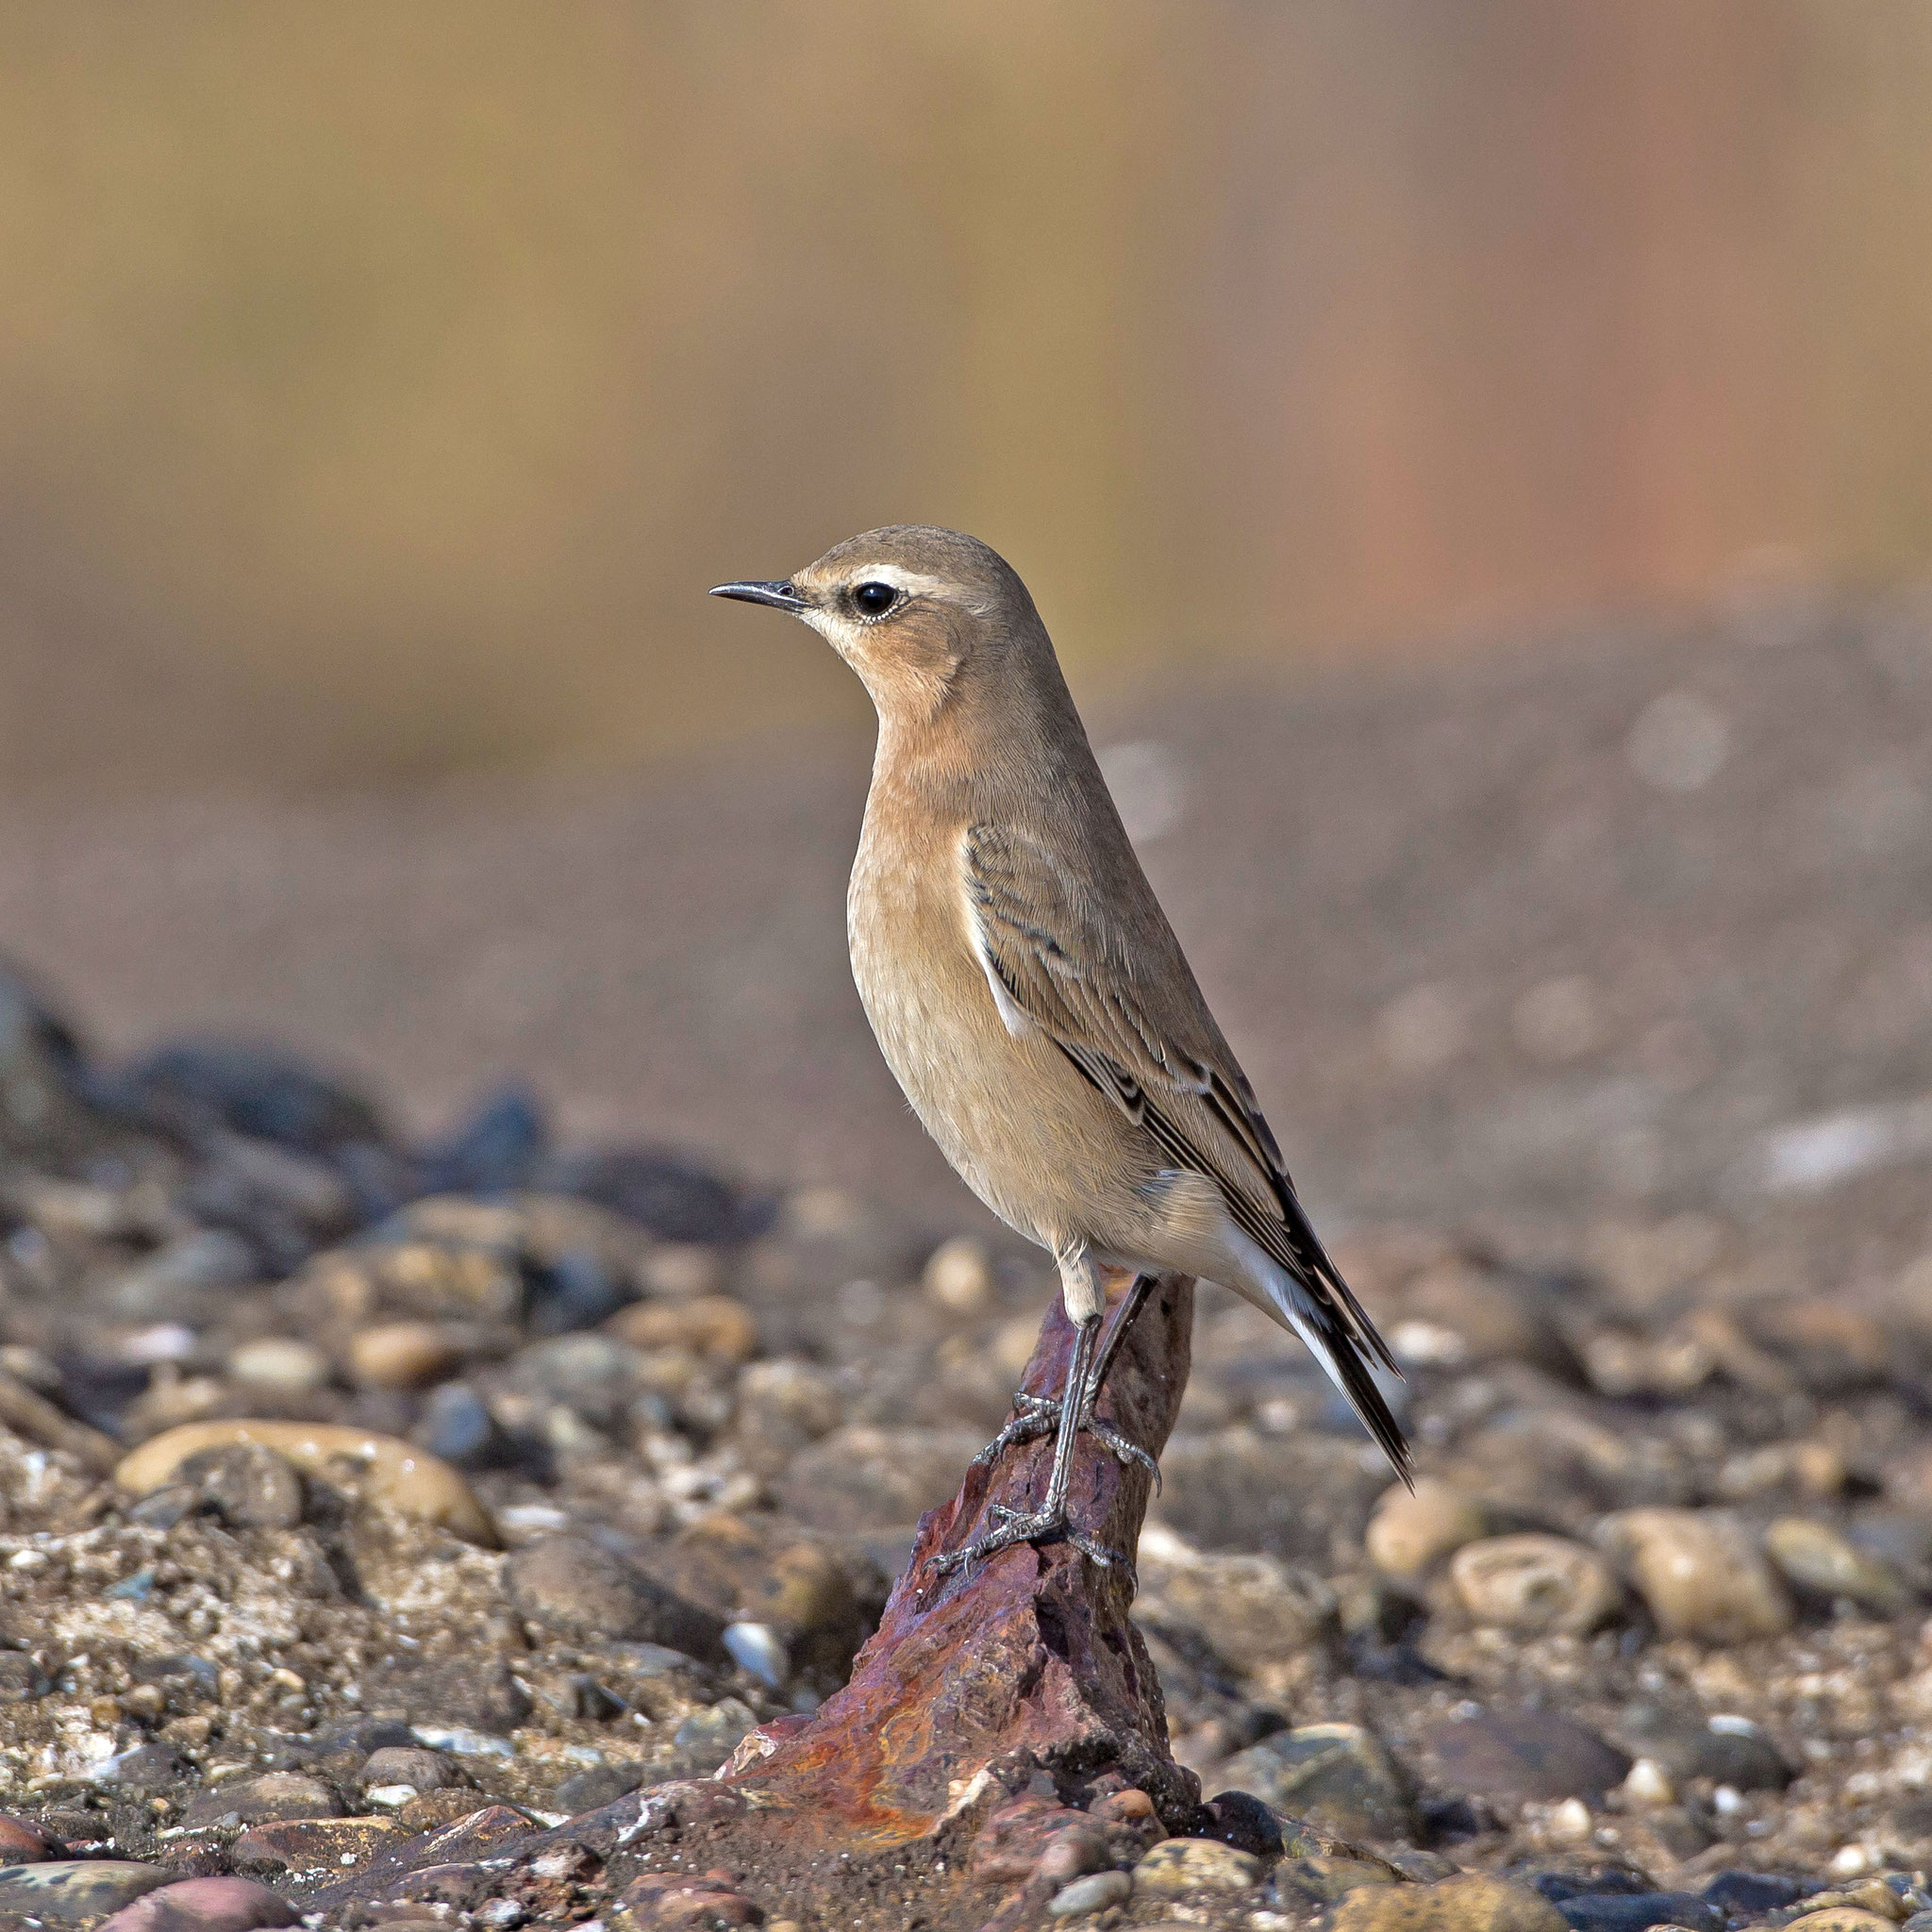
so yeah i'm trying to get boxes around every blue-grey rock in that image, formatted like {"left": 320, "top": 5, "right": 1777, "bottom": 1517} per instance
{"left": 1557, "top": 1891, "right": 1724, "bottom": 1932}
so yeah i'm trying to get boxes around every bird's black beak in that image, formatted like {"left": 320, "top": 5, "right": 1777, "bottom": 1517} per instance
{"left": 709, "top": 579, "right": 808, "bottom": 613}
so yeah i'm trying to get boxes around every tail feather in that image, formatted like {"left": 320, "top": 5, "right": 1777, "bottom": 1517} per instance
{"left": 1278, "top": 1291, "right": 1413, "bottom": 1484}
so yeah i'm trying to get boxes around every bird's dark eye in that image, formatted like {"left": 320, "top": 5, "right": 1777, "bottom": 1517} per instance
{"left": 852, "top": 581, "right": 898, "bottom": 618}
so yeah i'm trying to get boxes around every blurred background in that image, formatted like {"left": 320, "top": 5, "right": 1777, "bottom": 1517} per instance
{"left": 3, "top": 0, "right": 1931, "bottom": 1255}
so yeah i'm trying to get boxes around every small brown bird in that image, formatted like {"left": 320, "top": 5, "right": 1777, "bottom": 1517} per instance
{"left": 713, "top": 527, "right": 1407, "bottom": 1567}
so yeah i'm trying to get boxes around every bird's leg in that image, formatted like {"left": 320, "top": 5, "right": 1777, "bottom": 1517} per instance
{"left": 938, "top": 1252, "right": 1156, "bottom": 1573}
{"left": 966, "top": 1270, "right": 1159, "bottom": 1481}
{"left": 936, "top": 1306, "right": 1113, "bottom": 1571}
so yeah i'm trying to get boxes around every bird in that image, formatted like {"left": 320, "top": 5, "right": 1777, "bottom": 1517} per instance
{"left": 712, "top": 526, "right": 1407, "bottom": 1569}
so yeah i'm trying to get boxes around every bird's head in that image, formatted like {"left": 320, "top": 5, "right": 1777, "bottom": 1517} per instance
{"left": 711, "top": 525, "right": 1041, "bottom": 724}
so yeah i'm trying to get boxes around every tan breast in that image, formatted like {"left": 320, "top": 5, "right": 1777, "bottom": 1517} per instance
{"left": 845, "top": 803, "right": 1139, "bottom": 1249}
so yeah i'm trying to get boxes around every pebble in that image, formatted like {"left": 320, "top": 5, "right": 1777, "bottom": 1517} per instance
{"left": 360, "top": 1745, "right": 459, "bottom": 1791}
{"left": 1450, "top": 1534, "right": 1623, "bottom": 1635}
{"left": 230, "top": 1816, "right": 400, "bottom": 1877}
{"left": 346, "top": 1321, "right": 464, "bottom": 1391}
{"left": 1618, "top": 1757, "right": 1676, "bottom": 1807}
{"left": 1403, "top": 1259, "right": 1577, "bottom": 1375}
{"left": 1424, "top": 1707, "right": 1630, "bottom": 1801}
{"left": 1701, "top": 1874, "right": 1812, "bottom": 1918}
{"left": 0, "top": 1860, "right": 175, "bottom": 1924}
{"left": 1367, "top": 1477, "right": 1489, "bottom": 1579}
{"left": 183, "top": 1770, "right": 341, "bottom": 1828}
{"left": 1597, "top": 1508, "right": 1793, "bottom": 1641}
{"left": 1327, "top": 1875, "right": 1570, "bottom": 1932}
{"left": 1555, "top": 1893, "right": 1723, "bottom": 1932}
{"left": 177, "top": 1442, "right": 307, "bottom": 1531}
{"left": 1140, "top": 1546, "right": 1337, "bottom": 1670}
{"left": 503, "top": 1534, "right": 724, "bottom": 1656}
{"left": 671, "top": 1697, "right": 758, "bottom": 1773}
{"left": 1048, "top": 1869, "right": 1133, "bottom": 1917}
{"left": 608, "top": 1295, "right": 759, "bottom": 1363}
{"left": 0, "top": 1810, "right": 59, "bottom": 1863}
{"left": 1132, "top": 1838, "right": 1264, "bottom": 1895}
{"left": 419, "top": 1381, "right": 508, "bottom": 1467}
{"left": 1274, "top": 1856, "right": 1407, "bottom": 1906}
{"left": 923, "top": 1236, "right": 996, "bottom": 1313}
{"left": 96, "top": 1875, "right": 297, "bottom": 1930}
{"left": 116, "top": 1420, "right": 497, "bottom": 1546}
{"left": 1764, "top": 1517, "right": 1912, "bottom": 1615}
{"left": 638, "top": 1242, "right": 728, "bottom": 1300}
{"left": 1218, "top": 1722, "right": 1416, "bottom": 1840}
{"left": 225, "top": 1337, "right": 329, "bottom": 1392}
{"left": 723, "top": 1620, "right": 790, "bottom": 1689}
{"left": 1787, "top": 1913, "right": 1900, "bottom": 1932}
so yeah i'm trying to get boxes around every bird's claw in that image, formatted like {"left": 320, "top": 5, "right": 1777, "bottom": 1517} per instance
{"left": 970, "top": 1391, "right": 1158, "bottom": 1488}
{"left": 932, "top": 1503, "right": 1124, "bottom": 1574}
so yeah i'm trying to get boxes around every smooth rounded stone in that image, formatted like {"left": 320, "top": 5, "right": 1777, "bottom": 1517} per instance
{"left": 1048, "top": 1869, "right": 1134, "bottom": 1917}
{"left": 924, "top": 1236, "right": 996, "bottom": 1314}
{"left": 1450, "top": 1534, "right": 1623, "bottom": 1636}
{"left": 1617, "top": 1758, "right": 1676, "bottom": 1807}
{"left": 1625, "top": 1715, "right": 1790, "bottom": 1792}
{"left": 1274, "top": 1856, "right": 1407, "bottom": 1906}
{"left": 670, "top": 1697, "right": 758, "bottom": 1774}
{"left": 732, "top": 1359, "right": 845, "bottom": 1476}
{"left": 124, "top": 1039, "right": 384, "bottom": 1151}
{"left": 723, "top": 1621, "right": 790, "bottom": 1690}
{"left": 96, "top": 1875, "right": 297, "bottom": 1930}
{"left": 347, "top": 1322, "right": 464, "bottom": 1391}
{"left": 1192, "top": 1789, "right": 1290, "bottom": 1859}
{"left": 116, "top": 1421, "right": 497, "bottom": 1546}
{"left": 1218, "top": 1722, "right": 1416, "bottom": 1840}
{"left": 1788, "top": 1914, "right": 1902, "bottom": 1932}
{"left": 229, "top": 1816, "right": 400, "bottom": 1877}
{"left": 1554, "top": 1892, "right": 1724, "bottom": 1932}
{"left": 176, "top": 1443, "right": 306, "bottom": 1531}
{"left": 505, "top": 1331, "right": 654, "bottom": 1430}
{"left": 359, "top": 1746, "right": 459, "bottom": 1792}
{"left": 1139, "top": 1546, "right": 1337, "bottom": 1670}
{"left": 0, "top": 1810, "right": 60, "bottom": 1863}
{"left": 1765, "top": 1517, "right": 1912, "bottom": 1615}
{"left": 0, "top": 1860, "right": 175, "bottom": 1924}
{"left": 1329, "top": 1875, "right": 1571, "bottom": 1932}
{"left": 608, "top": 1295, "right": 759, "bottom": 1363}
{"left": 1403, "top": 1259, "right": 1578, "bottom": 1376}
{"left": 1367, "top": 1478, "right": 1489, "bottom": 1580}
{"left": 419, "top": 1382, "right": 508, "bottom": 1468}
{"left": 504, "top": 1534, "right": 724, "bottom": 1656}
{"left": 395, "top": 1790, "right": 493, "bottom": 1832}
{"left": 1699, "top": 1873, "right": 1812, "bottom": 1918}
{"left": 1134, "top": 1838, "right": 1264, "bottom": 1896}
{"left": 225, "top": 1338, "right": 329, "bottom": 1393}
{"left": 1425, "top": 1708, "right": 1630, "bottom": 1802}
{"left": 183, "top": 1770, "right": 342, "bottom": 1828}
{"left": 1596, "top": 1509, "right": 1792, "bottom": 1641}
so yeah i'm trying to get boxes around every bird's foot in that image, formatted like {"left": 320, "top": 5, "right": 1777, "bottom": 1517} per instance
{"left": 932, "top": 1501, "right": 1124, "bottom": 1574}
{"left": 971, "top": 1391, "right": 1160, "bottom": 1488}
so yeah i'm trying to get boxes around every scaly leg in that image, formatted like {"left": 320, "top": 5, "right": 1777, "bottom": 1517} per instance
{"left": 937, "top": 1257, "right": 1159, "bottom": 1573}
{"left": 965, "top": 1271, "right": 1159, "bottom": 1482}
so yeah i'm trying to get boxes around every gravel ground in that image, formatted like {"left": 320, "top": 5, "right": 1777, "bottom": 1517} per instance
{"left": 0, "top": 591, "right": 1925, "bottom": 1926}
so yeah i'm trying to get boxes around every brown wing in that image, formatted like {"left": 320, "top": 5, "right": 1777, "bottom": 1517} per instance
{"left": 963, "top": 822, "right": 1408, "bottom": 1476}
